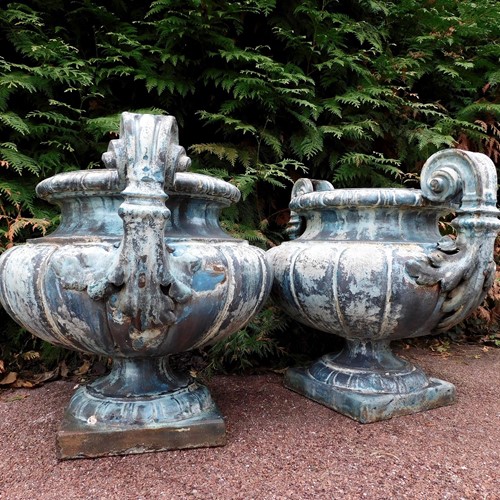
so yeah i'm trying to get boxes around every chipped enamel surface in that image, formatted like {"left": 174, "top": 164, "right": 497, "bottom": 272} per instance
{"left": 268, "top": 149, "right": 500, "bottom": 422}
{"left": 0, "top": 113, "right": 271, "bottom": 456}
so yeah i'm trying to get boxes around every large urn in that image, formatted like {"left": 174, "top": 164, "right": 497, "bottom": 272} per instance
{"left": 267, "top": 149, "right": 500, "bottom": 422}
{"left": 0, "top": 113, "right": 271, "bottom": 458}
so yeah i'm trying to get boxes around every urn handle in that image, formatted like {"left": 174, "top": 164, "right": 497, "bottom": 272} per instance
{"left": 420, "top": 149, "right": 498, "bottom": 213}
{"left": 287, "top": 178, "right": 334, "bottom": 239}
{"left": 407, "top": 149, "right": 500, "bottom": 331}
{"left": 88, "top": 113, "right": 198, "bottom": 336}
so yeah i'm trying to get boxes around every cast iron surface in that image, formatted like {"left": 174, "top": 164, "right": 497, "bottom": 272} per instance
{"left": 0, "top": 112, "right": 271, "bottom": 457}
{"left": 268, "top": 149, "right": 500, "bottom": 422}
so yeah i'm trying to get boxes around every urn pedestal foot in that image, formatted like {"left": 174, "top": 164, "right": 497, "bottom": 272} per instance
{"left": 283, "top": 340, "right": 456, "bottom": 423}
{"left": 284, "top": 367, "right": 455, "bottom": 423}
{"left": 56, "top": 357, "right": 226, "bottom": 459}
{"left": 57, "top": 404, "right": 226, "bottom": 459}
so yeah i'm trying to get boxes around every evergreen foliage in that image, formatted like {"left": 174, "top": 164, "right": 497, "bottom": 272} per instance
{"left": 1, "top": 0, "right": 499, "bottom": 373}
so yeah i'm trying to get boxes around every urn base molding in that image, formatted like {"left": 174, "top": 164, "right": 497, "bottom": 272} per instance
{"left": 284, "top": 342, "right": 456, "bottom": 423}
{"left": 56, "top": 357, "right": 227, "bottom": 458}
{"left": 57, "top": 379, "right": 226, "bottom": 459}
{"left": 57, "top": 409, "right": 226, "bottom": 459}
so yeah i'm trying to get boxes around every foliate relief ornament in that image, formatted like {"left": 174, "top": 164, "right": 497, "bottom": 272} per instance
{"left": 406, "top": 149, "right": 500, "bottom": 331}
{"left": 86, "top": 113, "right": 199, "bottom": 336}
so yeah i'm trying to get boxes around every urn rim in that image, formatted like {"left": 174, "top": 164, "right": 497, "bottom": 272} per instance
{"left": 36, "top": 169, "right": 120, "bottom": 200}
{"left": 289, "top": 187, "right": 451, "bottom": 211}
{"left": 169, "top": 172, "right": 241, "bottom": 203}
{"left": 36, "top": 169, "right": 241, "bottom": 204}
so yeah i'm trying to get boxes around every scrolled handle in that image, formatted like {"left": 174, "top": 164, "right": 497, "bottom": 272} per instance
{"left": 408, "top": 149, "right": 500, "bottom": 332}
{"left": 421, "top": 166, "right": 461, "bottom": 203}
{"left": 102, "top": 112, "right": 191, "bottom": 194}
{"left": 89, "top": 113, "right": 197, "bottom": 340}
{"left": 421, "top": 149, "right": 499, "bottom": 214}
{"left": 287, "top": 178, "right": 334, "bottom": 240}
{"left": 290, "top": 178, "right": 334, "bottom": 200}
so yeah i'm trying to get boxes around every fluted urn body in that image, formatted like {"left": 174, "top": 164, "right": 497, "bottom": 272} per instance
{"left": 0, "top": 113, "right": 271, "bottom": 457}
{"left": 267, "top": 150, "right": 500, "bottom": 422}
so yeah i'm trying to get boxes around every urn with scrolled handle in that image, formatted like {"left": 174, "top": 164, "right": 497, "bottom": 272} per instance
{"left": 267, "top": 149, "right": 500, "bottom": 422}
{"left": 0, "top": 113, "right": 272, "bottom": 458}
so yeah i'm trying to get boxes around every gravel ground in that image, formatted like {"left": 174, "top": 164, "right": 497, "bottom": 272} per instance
{"left": 0, "top": 344, "right": 499, "bottom": 500}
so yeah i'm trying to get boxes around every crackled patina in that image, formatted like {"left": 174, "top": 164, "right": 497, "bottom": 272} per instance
{"left": 267, "top": 149, "right": 500, "bottom": 422}
{"left": 0, "top": 112, "right": 271, "bottom": 458}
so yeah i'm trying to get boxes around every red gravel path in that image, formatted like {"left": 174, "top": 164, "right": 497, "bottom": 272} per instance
{"left": 1, "top": 344, "right": 499, "bottom": 499}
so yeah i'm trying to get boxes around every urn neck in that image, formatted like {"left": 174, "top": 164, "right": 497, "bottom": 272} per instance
{"left": 35, "top": 169, "right": 123, "bottom": 241}
{"left": 297, "top": 205, "right": 445, "bottom": 243}
{"left": 289, "top": 187, "right": 451, "bottom": 243}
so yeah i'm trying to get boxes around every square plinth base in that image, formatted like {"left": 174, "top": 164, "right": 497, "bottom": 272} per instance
{"left": 57, "top": 410, "right": 226, "bottom": 460}
{"left": 284, "top": 367, "right": 456, "bottom": 423}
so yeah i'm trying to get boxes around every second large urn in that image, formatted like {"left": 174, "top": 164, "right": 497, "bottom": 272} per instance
{"left": 267, "top": 149, "right": 500, "bottom": 422}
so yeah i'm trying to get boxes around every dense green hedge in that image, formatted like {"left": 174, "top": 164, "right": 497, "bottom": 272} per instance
{"left": 1, "top": 0, "right": 499, "bottom": 371}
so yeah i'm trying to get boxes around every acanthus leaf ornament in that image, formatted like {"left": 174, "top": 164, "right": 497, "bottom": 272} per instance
{"left": 84, "top": 113, "right": 198, "bottom": 335}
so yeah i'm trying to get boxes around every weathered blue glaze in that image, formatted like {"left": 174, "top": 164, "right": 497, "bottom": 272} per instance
{"left": 0, "top": 112, "right": 272, "bottom": 457}
{"left": 267, "top": 149, "right": 500, "bottom": 422}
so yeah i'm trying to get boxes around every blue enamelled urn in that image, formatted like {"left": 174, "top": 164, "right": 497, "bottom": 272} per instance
{"left": 0, "top": 113, "right": 272, "bottom": 458}
{"left": 267, "top": 150, "right": 500, "bottom": 423}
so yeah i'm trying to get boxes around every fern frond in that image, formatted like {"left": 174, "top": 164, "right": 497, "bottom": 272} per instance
{"left": 407, "top": 126, "right": 456, "bottom": 152}
{"left": 0, "top": 112, "right": 30, "bottom": 135}
{"left": 0, "top": 179, "right": 39, "bottom": 214}
{"left": 189, "top": 143, "right": 241, "bottom": 167}
{"left": 83, "top": 115, "right": 121, "bottom": 139}
{"left": 333, "top": 152, "right": 403, "bottom": 187}
{"left": 0, "top": 215, "right": 51, "bottom": 244}
{"left": 259, "top": 130, "right": 283, "bottom": 157}
{"left": 0, "top": 147, "right": 41, "bottom": 174}
{"left": 197, "top": 111, "right": 257, "bottom": 136}
{"left": 26, "top": 111, "right": 78, "bottom": 127}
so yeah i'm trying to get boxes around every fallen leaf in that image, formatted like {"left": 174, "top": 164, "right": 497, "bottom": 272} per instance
{"left": 0, "top": 360, "right": 5, "bottom": 374}
{"left": 3, "top": 394, "right": 29, "bottom": 402}
{"left": 59, "top": 360, "right": 69, "bottom": 378}
{"left": 21, "top": 350, "right": 40, "bottom": 361}
{"left": 13, "top": 379, "right": 34, "bottom": 388}
{"left": 31, "top": 367, "right": 59, "bottom": 385}
{"left": 73, "top": 359, "right": 91, "bottom": 376}
{"left": 0, "top": 372, "right": 18, "bottom": 385}
{"left": 271, "top": 367, "right": 288, "bottom": 374}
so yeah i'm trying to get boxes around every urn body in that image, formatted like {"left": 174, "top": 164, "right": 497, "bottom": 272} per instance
{"left": 0, "top": 171, "right": 269, "bottom": 358}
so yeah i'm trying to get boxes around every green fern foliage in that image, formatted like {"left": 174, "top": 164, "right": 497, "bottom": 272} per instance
{"left": 1, "top": 0, "right": 499, "bottom": 371}
{"left": 204, "top": 306, "right": 289, "bottom": 374}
